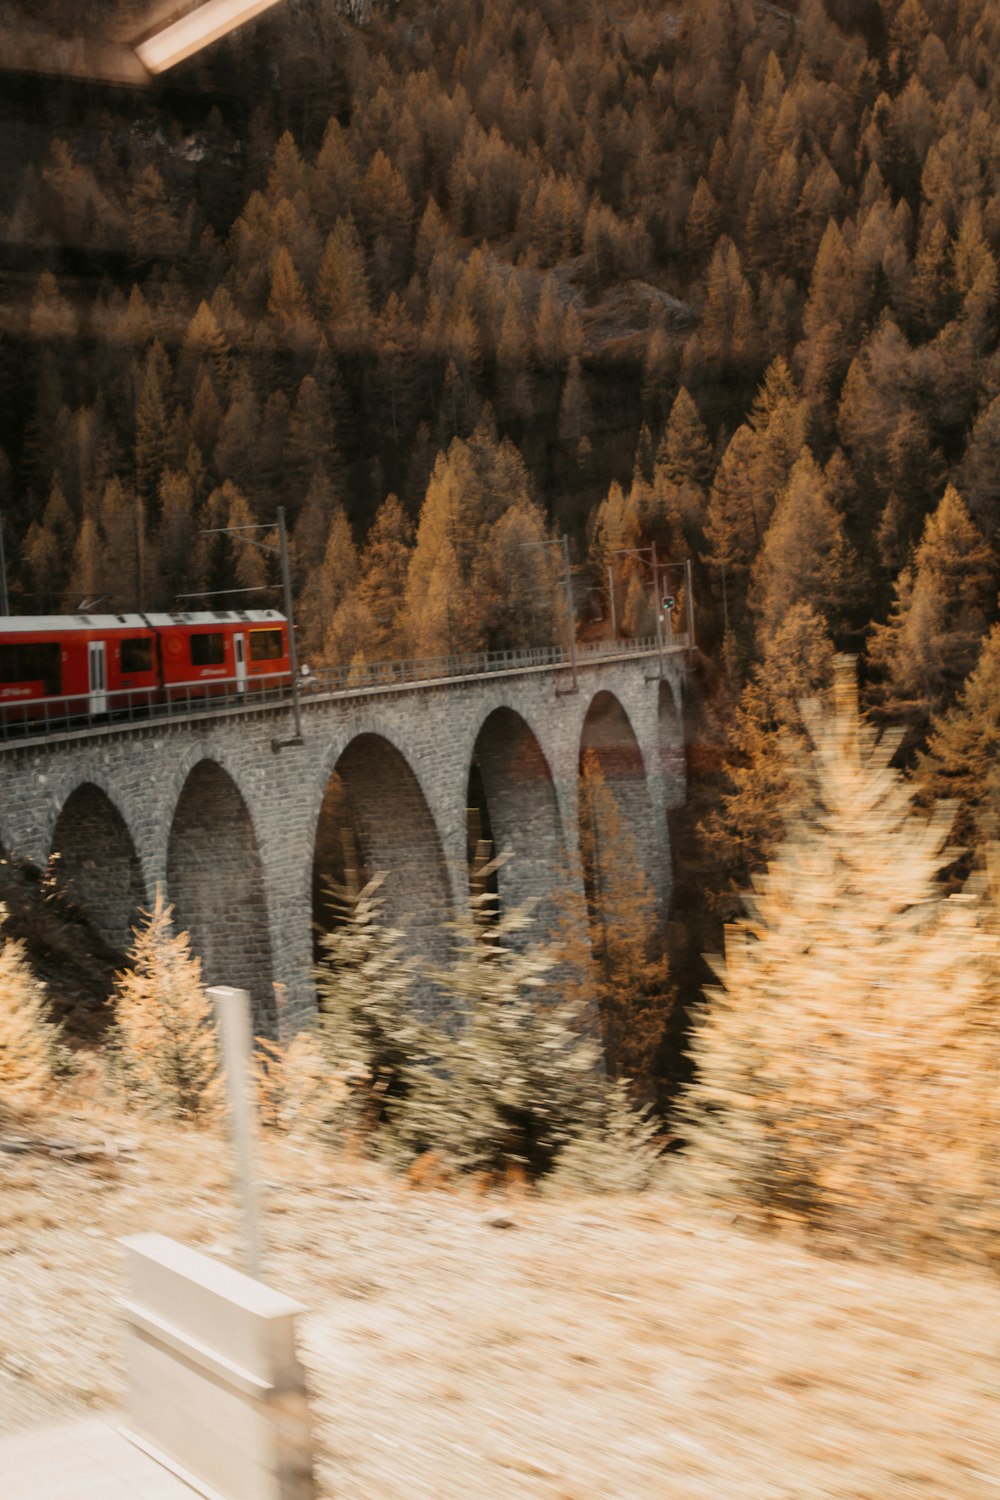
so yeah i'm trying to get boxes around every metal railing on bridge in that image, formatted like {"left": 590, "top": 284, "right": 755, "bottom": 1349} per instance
{"left": 0, "top": 632, "right": 688, "bottom": 746}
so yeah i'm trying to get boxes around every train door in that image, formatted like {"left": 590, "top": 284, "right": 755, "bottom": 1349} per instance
{"left": 88, "top": 641, "right": 107, "bottom": 715}
{"left": 233, "top": 632, "right": 247, "bottom": 695}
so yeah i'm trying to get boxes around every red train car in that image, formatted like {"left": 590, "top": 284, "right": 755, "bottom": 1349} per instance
{"left": 139, "top": 610, "right": 291, "bottom": 700}
{"left": 0, "top": 610, "right": 291, "bottom": 727}
{"left": 0, "top": 614, "right": 159, "bottom": 723}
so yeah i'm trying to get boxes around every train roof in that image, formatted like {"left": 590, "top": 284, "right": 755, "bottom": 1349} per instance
{"left": 0, "top": 614, "right": 150, "bottom": 634}
{"left": 142, "top": 610, "right": 286, "bottom": 626}
{"left": 0, "top": 610, "right": 286, "bottom": 635}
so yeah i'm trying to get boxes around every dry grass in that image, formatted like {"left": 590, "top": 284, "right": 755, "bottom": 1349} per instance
{"left": 3, "top": 1081, "right": 1000, "bottom": 1498}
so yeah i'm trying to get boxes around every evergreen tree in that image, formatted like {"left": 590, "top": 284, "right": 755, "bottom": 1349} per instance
{"left": 0, "top": 909, "right": 66, "bottom": 1115}
{"left": 750, "top": 450, "right": 854, "bottom": 646}
{"left": 704, "top": 603, "right": 837, "bottom": 893}
{"left": 867, "top": 485, "right": 995, "bottom": 745}
{"left": 681, "top": 662, "right": 1000, "bottom": 1265}
{"left": 316, "top": 218, "right": 371, "bottom": 352}
{"left": 553, "top": 751, "right": 673, "bottom": 1101}
{"left": 920, "top": 620, "right": 1000, "bottom": 855}
{"left": 703, "top": 425, "right": 759, "bottom": 635}
{"left": 356, "top": 493, "right": 413, "bottom": 659}
{"left": 401, "top": 451, "right": 468, "bottom": 656}
{"left": 267, "top": 245, "right": 317, "bottom": 352}
{"left": 110, "top": 891, "right": 221, "bottom": 1121}
{"left": 299, "top": 505, "right": 360, "bottom": 661}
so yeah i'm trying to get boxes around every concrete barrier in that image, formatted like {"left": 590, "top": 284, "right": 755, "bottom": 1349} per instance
{"left": 120, "top": 1233, "right": 316, "bottom": 1500}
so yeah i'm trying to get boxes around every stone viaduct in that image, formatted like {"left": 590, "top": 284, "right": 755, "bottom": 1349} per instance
{"left": 0, "top": 647, "right": 688, "bottom": 1034}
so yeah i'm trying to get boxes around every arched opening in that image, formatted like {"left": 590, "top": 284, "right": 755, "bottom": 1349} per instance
{"left": 658, "top": 679, "right": 685, "bottom": 806}
{"left": 467, "top": 707, "right": 566, "bottom": 934}
{"left": 167, "top": 760, "right": 276, "bottom": 1034}
{"left": 49, "top": 783, "right": 146, "bottom": 952}
{"left": 312, "top": 733, "right": 452, "bottom": 970}
{"left": 578, "top": 691, "right": 656, "bottom": 919}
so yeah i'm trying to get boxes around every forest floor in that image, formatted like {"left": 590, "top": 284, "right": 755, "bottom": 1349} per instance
{"left": 3, "top": 1094, "right": 1000, "bottom": 1500}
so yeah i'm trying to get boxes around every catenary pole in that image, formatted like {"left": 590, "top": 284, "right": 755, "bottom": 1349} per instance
{"left": 0, "top": 510, "right": 9, "bottom": 615}
{"left": 277, "top": 506, "right": 303, "bottom": 743}
{"left": 561, "top": 532, "right": 578, "bottom": 691}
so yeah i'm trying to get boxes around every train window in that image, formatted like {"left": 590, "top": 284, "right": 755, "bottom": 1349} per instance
{"left": 121, "top": 637, "right": 153, "bottom": 673}
{"left": 249, "top": 628, "right": 283, "bottom": 661}
{"left": 190, "top": 632, "right": 225, "bottom": 666}
{"left": 0, "top": 641, "right": 61, "bottom": 695}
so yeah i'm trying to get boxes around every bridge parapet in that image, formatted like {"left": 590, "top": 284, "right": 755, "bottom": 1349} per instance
{"left": 0, "top": 636, "right": 688, "bottom": 752}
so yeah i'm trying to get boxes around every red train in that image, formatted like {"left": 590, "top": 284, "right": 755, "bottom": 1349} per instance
{"left": 0, "top": 610, "right": 291, "bottom": 726}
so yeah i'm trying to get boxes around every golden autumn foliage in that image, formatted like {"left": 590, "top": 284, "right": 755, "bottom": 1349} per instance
{"left": 553, "top": 751, "right": 673, "bottom": 1102}
{"left": 0, "top": 906, "right": 67, "bottom": 1114}
{"left": 680, "top": 662, "right": 1000, "bottom": 1265}
{"left": 255, "top": 1030, "right": 348, "bottom": 1138}
{"left": 109, "top": 890, "right": 221, "bottom": 1120}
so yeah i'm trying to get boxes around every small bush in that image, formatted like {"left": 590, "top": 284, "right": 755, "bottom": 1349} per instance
{"left": 314, "top": 877, "right": 423, "bottom": 1145}
{"left": 0, "top": 904, "right": 67, "bottom": 1113}
{"left": 316, "top": 879, "right": 661, "bottom": 1185}
{"left": 256, "top": 1030, "right": 348, "bottom": 1138}
{"left": 109, "top": 890, "right": 221, "bottom": 1120}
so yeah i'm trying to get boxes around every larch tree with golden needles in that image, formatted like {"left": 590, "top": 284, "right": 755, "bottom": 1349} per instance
{"left": 555, "top": 751, "right": 673, "bottom": 1102}
{"left": 110, "top": 891, "right": 220, "bottom": 1120}
{"left": 680, "top": 660, "right": 1000, "bottom": 1265}
{"left": 867, "top": 485, "right": 995, "bottom": 750}
{"left": 919, "top": 619, "right": 1000, "bottom": 856}
{"left": 704, "top": 602, "right": 836, "bottom": 898}
{"left": 0, "top": 907, "right": 66, "bottom": 1115}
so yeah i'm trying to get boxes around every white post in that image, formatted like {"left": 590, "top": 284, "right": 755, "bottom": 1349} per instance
{"left": 208, "top": 986, "right": 261, "bottom": 1278}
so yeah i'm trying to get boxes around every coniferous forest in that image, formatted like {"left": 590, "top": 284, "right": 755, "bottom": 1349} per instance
{"left": 7, "top": 2, "right": 1000, "bottom": 1392}
{"left": 3, "top": 0, "right": 1000, "bottom": 1056}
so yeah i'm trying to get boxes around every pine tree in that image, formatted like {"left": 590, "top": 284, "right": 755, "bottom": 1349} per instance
{"left": 867, "top": 485, "right": 995, "bottom": 744}
{"left": 471, "top": 501, "right": 559, "bottom": 652}
{"left": 750, "top": 450, "right": 854, "bottom": 646}
{"left": 0, "top": 908, "right": 66, "bottom": 1115}
{"left": 401, "top": 454, "right": 467, "bottom": 656}
{"left": 299, "top": 505, "right": 359, "bottom": 661}
{"left": 27, "top": 270, "right": 77, "bottom": 343}
{"left": 680, "top": 662, "right": 1000, "bottom": 1265}
{"left": 155, "top": 469, "right": 198, "bottom": 606}
{"left": 534, "top": 272, "right": 565, "bottom": 368}
{"left": 134, "top": 341, "right": 174, "bottom": 502}
{"left": 356, "top": 493, "right": 413, "bottom": 658}
{"left": 703, "top": 425, "right": 759, "bottom": 634}
{"left": 316, "top": 218, "right": 371, "bottom": 352}
{"left": 64, "top": 516, "right": 105, "bottom": 610}
{"left": 957, "top": 393, "right": 1000, "bottom": 542}
{"left": 685, "top": 176, "right": 721, "bottom": 257}
{"left": 556, "top": 356, "right": 593, "bottom": 448}
{"left": 655, "top": 386, "right": 714, "bottom": 493}
{"left": 704, "top": 603, "right": 837, "bottom": 892}
{"left": 267, "top": 245, "right": 317, "bottom": 352}
{"left": 919, "top": 620, "right": 1000, "bottom": 854}
{"left": 110, "top": 890, "right": 221, "bottom": 1120}
{"left": 554, "top": 752, "right": 673, "bottom": 1100}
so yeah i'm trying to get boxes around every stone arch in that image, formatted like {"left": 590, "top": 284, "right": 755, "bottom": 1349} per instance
{"left": 578, "top": 689, "right": 658, "bottom": 913}
{"left": 167, "top": 759, "right": 276, "bottom": 1033}
{"left": 658, "top": 678, "right": 686, "bottom": 808}
{"left": 312, "top": 732, "right": 453, "bottom": 973}
{"left": 467, "top": 706, "right": 566, "bottom": 933}
{"left": 49, "top": 782, "right": 147, "bottom": 952}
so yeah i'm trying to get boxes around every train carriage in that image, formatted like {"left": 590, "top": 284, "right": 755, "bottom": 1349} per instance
{"left": 0, "top": 610, "right": 291, "bottom": 729}
{"left": 133, "top": 610, "right": 291, "bottom": 701}
{"left": 0, "top": 615, "right": 159, "bottom": 724}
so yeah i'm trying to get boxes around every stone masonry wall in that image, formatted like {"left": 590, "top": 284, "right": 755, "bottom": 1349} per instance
{"left": 0, "top": 652, "right": 687, "bottom": 1036}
